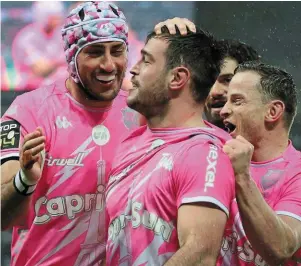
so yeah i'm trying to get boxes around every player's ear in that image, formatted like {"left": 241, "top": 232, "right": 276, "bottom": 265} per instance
{"left": 265, "top": 100, "right": 285, "bottom": 123}
{"left": 168, "top": 67, "right": 190, "bottom": 91}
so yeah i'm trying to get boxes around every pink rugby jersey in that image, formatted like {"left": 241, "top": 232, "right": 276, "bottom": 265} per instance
{"left": 106, "top": 124, "right": 236, "bottom": 265}
{"left": 218, "top": 142, "right": 301, "bottom": 266}
{"left": 0, "top": 78, "right": 138, "bottom": 266}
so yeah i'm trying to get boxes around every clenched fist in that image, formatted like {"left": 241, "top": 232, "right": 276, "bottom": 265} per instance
{"left": 19, "top": 127, "right": 46, "bottom": 185}
{"left": 223, "top": 135, "right": 254, "bottom": 177}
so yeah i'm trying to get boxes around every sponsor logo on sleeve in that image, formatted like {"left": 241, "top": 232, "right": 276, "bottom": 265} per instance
{"left": 204, "top": 144, "right": 218, "bottom": 192}
{"left": 0, "top": 120, "right": 21, "bottom": 150}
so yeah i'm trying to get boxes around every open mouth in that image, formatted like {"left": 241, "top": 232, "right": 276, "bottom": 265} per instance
{"left": 96, "top": 75, "right": 116, "bottom": 84}
{"left": 210, "top": 101, "right": 226, "bottom": 109}
{"left": 224, "top": 121, "right": 237, "bottom": 134}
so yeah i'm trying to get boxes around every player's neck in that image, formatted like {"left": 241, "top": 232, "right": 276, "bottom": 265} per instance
{"left": 147, "top": 100, "right": 207, "bottom": 129}
{"left": 66, "top": 78, "right": 113, "bottom": 109}
{"left": 251, "top": 130, "right": 289, "bottom": 162}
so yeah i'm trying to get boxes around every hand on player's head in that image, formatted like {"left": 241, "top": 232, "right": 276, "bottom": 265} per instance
{"left": 154, "top": 17, "right": 196, "bottom": 35}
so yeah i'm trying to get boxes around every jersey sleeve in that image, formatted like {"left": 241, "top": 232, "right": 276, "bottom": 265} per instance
{"left": 173, "top": 141, "right": 235, "bottom": 217}
{"left": 274, "top": 167, "right": 301, "bottom": 222}
{"left": 1, "top": 97, "right": 39, "bottom": 164}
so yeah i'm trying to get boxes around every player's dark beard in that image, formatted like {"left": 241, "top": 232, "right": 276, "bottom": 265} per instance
{"left": 204, "top": 109, "right": 227, "bottom": 130}
{"left": 137, "top": 97, "right": 170, "bottom": 120}
{"left": 78, "top": 81, "right": 100, "bottom": 101}
{"left": 78, "top": 79, "right": 122, "bottom": 102}
{"left": 128, "top": 78, "right": 170, "bottom": 119}
{"left": 204, "top": 104, "right": 227, "bottom": 131}
{"left": 212, "top": 119, "right": 227, "bottom": 131}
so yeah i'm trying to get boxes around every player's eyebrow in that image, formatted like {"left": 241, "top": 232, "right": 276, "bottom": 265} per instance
{"left": 219, "top": 73, "right": 234, "bottom": 79}
{"left": 141, "top": 49, "right": 155, "bottom": 61}
{"left": 87, "top": 43, "right": 125, "bottom": 49}
{"left": 230, "top": 92, "right": 245, "bottom": 98}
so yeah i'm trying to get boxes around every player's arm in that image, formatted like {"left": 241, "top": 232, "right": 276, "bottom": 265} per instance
{"left": 224, "top": 136, "right": 301, "bottom": 265}
{"left": 165, "top": 203, "right": 227, "bottom": 266}
{"left": 235, "top": 175, "right": 301, "bottom": 265}
{"left": 165, "top": 141, "right": 235, "bottom": 265}
{"left": 1, "top": 127, "right": 45, "bottom": 230}
{"left": 1, "top": 159, "right": 30, "bottom": 230}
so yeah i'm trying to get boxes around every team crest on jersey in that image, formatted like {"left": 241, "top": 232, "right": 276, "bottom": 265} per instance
{"left": 261, "top": 169, "right": 285, "bottom": 191}
{"left": 0, "top": 120, "right": 21, "bottom": 150}
{"left": 92, "top": 125, "right": 110, "bottom": 146}
{"left": 121, "top": 107, "right": 139, "bottom": 130}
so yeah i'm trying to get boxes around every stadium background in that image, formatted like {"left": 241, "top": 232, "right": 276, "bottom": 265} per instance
{"left": 1, "top": 1, "right": 301, "bottom": 265}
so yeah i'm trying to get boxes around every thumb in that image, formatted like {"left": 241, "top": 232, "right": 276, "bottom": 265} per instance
{"left": 223, "top": 144, "right": 232, "bottom": 155}
{"left": 36, "top": 127, "right": 44, "bottom": 136}
{"left": 236, "top": 135, "right": 248, "bottom": 143}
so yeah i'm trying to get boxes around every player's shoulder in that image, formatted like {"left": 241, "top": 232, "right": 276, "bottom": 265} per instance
{"left": 286, "top": 158, "right": 301, "bottom": 180}
{"left": 289, "top": 144, "right": 301, "bottom": 162}
{"left": 173, "top": 130, "right": 229, "bottom": 165}
{"left": 172, "top": 132, "right": 234, "bottom": 178}
{"left": 284, "top": 142, "right": 301, "bottom": 171}
{"left": 2, "top": 79, "right": 67, "bottom": 124}
{"left": 204, "top": 120, "right": 232, "bottom": 143}
{"left": 120, "top": 125, "right": 147, "bottom": 143}
{"left": 179, "top": 125, "right": 229, "bottom": 151}
{"left": 12, "top": 79, "right": 66, "bottom": 110}
{"left": 280, "top": 144, "right": 301, "bottom": 185}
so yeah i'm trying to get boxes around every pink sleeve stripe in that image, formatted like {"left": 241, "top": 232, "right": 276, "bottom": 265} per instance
{"left": 181, "top": 196, "right": 229, "bottom": 217}
{"left": 276, "top": 211, "right": 301, "bottom": 222}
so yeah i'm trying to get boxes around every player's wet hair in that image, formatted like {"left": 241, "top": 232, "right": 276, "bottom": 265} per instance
{"left": 219, "top": 39, "right": 260, "bottom": 64}
{"left": 146, "top": 26, "right": 223, "bottom": 104}
{"left": 235, "top": 61, "right": 298, "bottom": 130}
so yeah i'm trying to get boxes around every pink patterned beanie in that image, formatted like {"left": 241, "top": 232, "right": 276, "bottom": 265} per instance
{"left": 61, "top": 1, "right": 129, "bottom": 83}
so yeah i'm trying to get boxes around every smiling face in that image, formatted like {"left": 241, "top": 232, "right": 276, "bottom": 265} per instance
{"left": 205, "top": 57, "right": 238, "bottom": 128}
{"left": 127, "top": 37, "right": 171, "bottom": 117}
{"left": 76, "top": 41, "right": 127, "bottom": 102}
{"left": 220, "top": 71, "right": 267, "bottom": 143}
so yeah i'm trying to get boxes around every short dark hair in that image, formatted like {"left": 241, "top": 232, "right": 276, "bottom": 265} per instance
{"left": 235, "top": 61, "right": 298, "bottom": 130}
{"left": 146, "top": 26, "right": 223, "bottom": 103}
{"left": 220, "top": 39, "right": 260, "bottom": 64}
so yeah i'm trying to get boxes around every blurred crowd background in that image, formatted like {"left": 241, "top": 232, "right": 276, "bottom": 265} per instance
{"left": 1, "top": 1, "right": 301, "bottom": 265}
